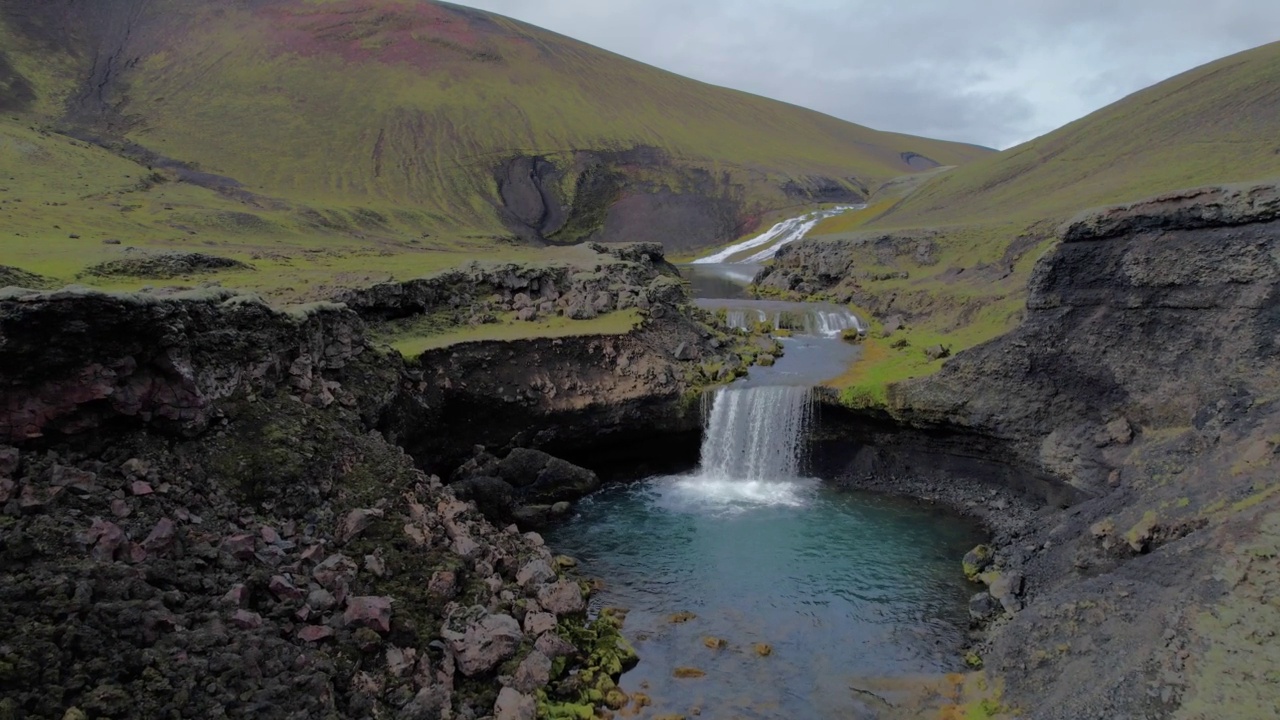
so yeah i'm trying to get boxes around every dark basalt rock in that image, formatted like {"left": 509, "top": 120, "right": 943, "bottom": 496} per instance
{"left": 82, "top": 251, "right": 252, "bottom": 279}
{"left": 810, "top": 181, "right": 1280, "bottom": 720}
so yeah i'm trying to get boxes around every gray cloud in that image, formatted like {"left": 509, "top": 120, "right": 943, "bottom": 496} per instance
{"left": 459, "top": 0, "right": 1280, "bottom": 149}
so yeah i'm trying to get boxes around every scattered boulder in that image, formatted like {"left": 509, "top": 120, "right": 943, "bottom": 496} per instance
{"left": 494, "top": 687, "right": 537, "bottom": 720}
{"left": 442, "top": 608, "right": 524, "bottom": 676}
{"left": 81, "top": 251, "right": 252, "bottom": 279}
{"left": 345, "top": 596, "right": 393, "bottom": 634}
{"left": 516, "top": 559, "right": 556, "bottom": 588}
{"left": 339, "top": 508, "right": 384, "bottom": 543}
{"left": 298, "top": 625, "right": 335, "bottom": 643}
{"left": 924, "top": 344, "right": 952, "bottom": 361}
{"left": 535, "top": 632, "right": 577, "bottom": 660}
{"left": 537, "top": 580, "right": 585, "bottom": 615}
{"left": 230, "top": 610, "right": 263, "bottom": 630}
{"left": 962, "top": 545, "right": 994, "bottom": 581}
{"left": 141, "top": 518, "right": 177, "bottom": 555}
{"left": 451, "top": 476, "right": 516, "bottom": 519}
{"left": 523, "top": 612, "right": 557, "bottom": 636}
{"left": 512, "top": 650, "right": 552, "bottom": 692}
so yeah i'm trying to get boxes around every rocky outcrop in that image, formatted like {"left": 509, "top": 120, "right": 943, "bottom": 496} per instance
{"left": 0, "top": 287, "right": 368, "bottom": 444}
{"left": 340, "top": 242, "right": 675, "bottom": 328}
{"left": 818, "top": 182, "right": 1280, "bottom": 718}
{"left": 383, "top": 302, "right": 737, "bottom": 477}
{"left": 0, "top": 247, "right": 736, "bottom": 719}
{"left": 0, "top": 346, "right": 604, "bottom": 719}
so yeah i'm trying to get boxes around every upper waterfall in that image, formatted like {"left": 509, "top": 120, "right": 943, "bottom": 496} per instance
{"left": 692, "top": 205, "right": 863, "bottom": 264}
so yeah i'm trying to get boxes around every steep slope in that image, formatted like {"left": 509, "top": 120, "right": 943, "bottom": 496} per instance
{"left": 870, "top": 40, "right": 1280, "bottom": 229}
{"left": 779, "top": 41, "right": 1280, "bottom": 398}
{"left": 0, "top": 0, "right": 988, "bottom": 296}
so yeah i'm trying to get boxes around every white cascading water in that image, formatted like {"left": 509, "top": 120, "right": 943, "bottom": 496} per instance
{"left": 692, "top": 205, "right": 863, "bottom": 264}
{"left": 718, "top": 306, "right": 865, "bottom": 338}
{"left": 700, "top": 385, "right": 813, "bottom": 479}
{"left": 660, "top": 386, "right": 818, "bottom": 510}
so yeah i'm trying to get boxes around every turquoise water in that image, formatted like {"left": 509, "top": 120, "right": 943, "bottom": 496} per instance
{"left": 545, "top": 475, "right": 985, "bottom": 719}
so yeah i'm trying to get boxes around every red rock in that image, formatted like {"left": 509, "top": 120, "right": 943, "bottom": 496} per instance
{"left": 298, "top": 625, "right": 335, "bottom": 643}
{"left": 312, "top": 554, "right": 358, "bottom": 590}
{"left": 295, "top": 605, "right": 312, "bottom": 622}
{"left": 130, "top": 480, "right": 154, "bottom": 496}
{"left": 128, "top": 543, "right": 148, "bottom": 564}
{"left": 269, "top": 575, "right": 306, "bottom": 602}
{"left": 142, "top": 518, "right": 177, "bottom": 554}
{"left": 87, "top": 519, "right": 125, "bottom": 562}
{"left": 231, "top": 610, "right": 263, "bottom": 630}
{"left": 222, "top": 584, "right": 249, "bottom": 607}
{"left": 260, "top": 525, "right": 281, "bottom": 544}
{"left": 339, "top": 508, "right": 383, "bottom": 544}
{"left": 300, "top": 543, "right": 326, "bottom": 563}
{"left": 427, "top": 570, "right": 457, "bottom": 599}
{"left": 223, "top": 534, "right": 257, "bottom": 560}
{"left": 343, "top": 596, "right": 392, "bottom": 634}
{"left": 0, "top": 477, "right": 13, "bottom": 504}
{"left": 51, "top": 466, "right": 97, "bottom": 494}
{"left": 19, "top": 484, "right": 63, "bottom": 510}
{"left": 110, "top": 498, "right": 131, "bottom": 518}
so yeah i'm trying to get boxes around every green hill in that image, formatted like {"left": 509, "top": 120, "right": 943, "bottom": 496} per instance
{"left": 800, "top": 41, "right": 1280, "bottom": 399}
{"left": 867, "top": 40, "right": 1280, "bottom": 229}
{"left": 0, "top": 0, "right": 988, "bottom": 298}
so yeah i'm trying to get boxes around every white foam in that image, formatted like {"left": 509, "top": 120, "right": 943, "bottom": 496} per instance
{"left": 650, "top": 474, "right": 819, "bottom": 515}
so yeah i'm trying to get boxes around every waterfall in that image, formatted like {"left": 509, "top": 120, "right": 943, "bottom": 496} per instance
{"left": 698, "top": 385, "right": 814, "bottom": 481}
{"left": 692, "top": 205, "right": 864, "bottom": 264}
{"left": 709, "top": 302, "right": 866, "bottom": 338}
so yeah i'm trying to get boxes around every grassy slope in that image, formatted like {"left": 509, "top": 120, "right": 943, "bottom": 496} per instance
{"left": 0, "top": 0, "right": 989, "bottom": 298}
{"left": 810, "top": 41, "right": 1280, "bottom": 400}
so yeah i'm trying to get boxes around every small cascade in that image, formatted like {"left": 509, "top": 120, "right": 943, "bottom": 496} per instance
{"left": 725, "top": 309, "right": 768, "bottom": 332}
{"left": 706, "top": 302, "right": 866, "bottom": 338}
{"left": 698, "top": 385, "right": 814, "bottom": 481}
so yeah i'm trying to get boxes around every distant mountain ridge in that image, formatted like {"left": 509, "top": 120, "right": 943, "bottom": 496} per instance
{"left": 0, "top": 0, "right": 990, "bottom": 258}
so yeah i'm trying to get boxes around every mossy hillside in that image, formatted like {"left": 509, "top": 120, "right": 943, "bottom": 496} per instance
{"left": 792, "top": 42, "right": 1280, "bottom": 406}
{"left": 872, "top": 41, "right": 1280, "bottom": 232}
{"left": 0, "top": 0, "right": 991, "bottom": 278}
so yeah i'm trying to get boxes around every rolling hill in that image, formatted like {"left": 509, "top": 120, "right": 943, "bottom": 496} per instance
{"left": 0, "top": 0, "right": 988, "bottom": 297}
{"left": 865, "top": 40, "right": 1280, "bottom": 230}
{"left": 797, "top": 41, "right": 1280, "bottom": 398}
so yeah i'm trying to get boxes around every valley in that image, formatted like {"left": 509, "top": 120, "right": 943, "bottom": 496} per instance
{"left": 1, "top": 3, "right": 1279, "bottom": 720}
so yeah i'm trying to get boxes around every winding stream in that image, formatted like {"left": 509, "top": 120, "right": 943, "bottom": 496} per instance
{"left": 545, "top": 241, "right": 984, "bottom": 718}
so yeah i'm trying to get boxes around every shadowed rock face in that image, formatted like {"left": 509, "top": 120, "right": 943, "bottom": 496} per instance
{"left": 0, "top": 246, "right": 745, "bottom": 719}
{"left": 814, "top": 182, "right": 1280, "bottom": 719}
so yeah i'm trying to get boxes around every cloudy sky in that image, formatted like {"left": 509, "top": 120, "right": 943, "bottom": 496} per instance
{"left": 461, "top": 0, "right": 1280, "bottom": 149}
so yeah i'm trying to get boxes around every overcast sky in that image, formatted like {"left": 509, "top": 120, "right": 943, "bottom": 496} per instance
{"left": 460, "top": 0, "right": 1280, "bottom": 149}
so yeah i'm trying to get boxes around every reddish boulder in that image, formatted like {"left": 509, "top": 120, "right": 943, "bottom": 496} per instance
{"left": 344, "top": 596, "right": 393, "bottom": 634}
{"left": 269, "top": 575, "right": 306, "bottom": 602}
{"left": 222, "top": 534, "right": 257, "bottom": 560}
{"left": 338, "top": 508, "right": 384, "bottom": 544}
{"left": 298, "top": 625, "right": 335, "bottom": 643}
{"left": 230, "top": 610, "right": 263, "bottom": 630}
{"left": 142, "top": 518, "right": 177, "bottom": 555}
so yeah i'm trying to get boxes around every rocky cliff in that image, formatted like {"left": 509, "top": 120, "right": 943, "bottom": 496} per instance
{"left": 0, "top": 245, "right": 743, "bottom": 719}
{"left": 818, "top": 182, "right": 1280, "bottom": 718}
